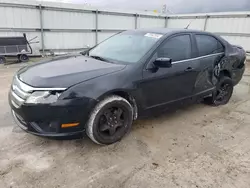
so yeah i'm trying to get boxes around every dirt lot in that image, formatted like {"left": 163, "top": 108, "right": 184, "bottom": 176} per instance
{"left": 0, "top": 61, "right": 250, "bottom": 188}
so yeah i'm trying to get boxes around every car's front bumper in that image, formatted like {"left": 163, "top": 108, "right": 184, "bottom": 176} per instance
{"left": 9, "top": 93, "right": 97, "bottom": 138}
{"left": 12, "top": 110, "right": 84, "bottom": 137}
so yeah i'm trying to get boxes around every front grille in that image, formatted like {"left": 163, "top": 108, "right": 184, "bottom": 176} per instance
{"left": 10, "top": 76, "right": 32, "bottom": 108}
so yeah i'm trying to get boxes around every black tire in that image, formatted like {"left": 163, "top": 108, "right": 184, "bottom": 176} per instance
{"left": 205, "top": 76, "right": 233, "bottom": 106}
{"left": 86, "top": 95, "right": 133, "bottom": 145}
{"left": 18, "top": 54, "right": 29, "bottom": 62}
{"left": 0, "top": 56, "right": 6, "bottom": 64}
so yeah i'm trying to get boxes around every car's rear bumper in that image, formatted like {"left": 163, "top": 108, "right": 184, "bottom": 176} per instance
{"left": 232, "top": 64, "right": 245, "bottom": 86}
{"left": 9, "top": 93, "right": 97, "bottom": 138}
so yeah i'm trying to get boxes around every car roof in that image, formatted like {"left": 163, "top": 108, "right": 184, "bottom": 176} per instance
{"left": 123, "top": 28, "right": 228, "bottom": 46}
{"left": 127, "top": 28, "right": 210, "bottom": 35}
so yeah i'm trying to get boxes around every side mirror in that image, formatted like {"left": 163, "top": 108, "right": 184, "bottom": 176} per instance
{"left": 153, "top": 58, "right": 172, "bottom": 68}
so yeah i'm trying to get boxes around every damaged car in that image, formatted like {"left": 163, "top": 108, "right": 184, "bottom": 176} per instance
{"left": 9, "top": 28, "right": 246, "bottom": 145}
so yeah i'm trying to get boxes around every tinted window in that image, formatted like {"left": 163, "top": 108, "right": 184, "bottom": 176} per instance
{"left": 196, "top": 35, "right": 224, "bottom": 56}
{"left": 157, "top": 35, "right": 192, "bottom": 62}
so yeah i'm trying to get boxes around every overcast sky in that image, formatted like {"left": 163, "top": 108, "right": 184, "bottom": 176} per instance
{"left": 42, "top": 0, "right": 250, "bottom": 14}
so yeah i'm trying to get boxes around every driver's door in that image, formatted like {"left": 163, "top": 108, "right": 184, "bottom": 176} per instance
{"left": 140, "top": 34, "right": 200, "bottom": 109}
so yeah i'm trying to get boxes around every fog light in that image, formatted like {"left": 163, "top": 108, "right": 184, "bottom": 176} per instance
{"left": 61, "top": 123, "right": 79, "bottom": 128}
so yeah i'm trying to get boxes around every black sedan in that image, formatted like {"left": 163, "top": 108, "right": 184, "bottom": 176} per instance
{"left": 9, "top": 28, "right": 246, "bottom": 145}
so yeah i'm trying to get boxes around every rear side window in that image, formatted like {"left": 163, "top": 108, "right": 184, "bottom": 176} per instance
{"left": 157, "top": 35, "right": 192, "bottom": 62}
{"left": 195, "top": 35, "right": 224, "bottom": 57}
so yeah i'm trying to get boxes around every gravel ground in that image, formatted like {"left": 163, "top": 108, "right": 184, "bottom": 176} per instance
{"left": 0, "top": 61, "right": 250, "bottom": 188}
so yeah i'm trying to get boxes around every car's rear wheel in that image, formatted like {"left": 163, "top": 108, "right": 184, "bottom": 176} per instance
{"left": 205, "top": 76, "right": 233, "bottom": 106}
{"left": 86, "top": 95, "right": 133, "bottom": 145}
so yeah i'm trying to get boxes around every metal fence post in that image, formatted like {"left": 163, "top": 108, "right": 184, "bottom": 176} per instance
{"left": 95, "top": 10, "right": 98, "bottom": 45}
{"left": 39, "top": 4, "right": 45, "bottom": 56}
{"left": 135, "top": 14, "right": 138, "bottom": 29}
{"left": 165, "top": 16, "right": 168, "bottom": 28}
{"left": 203, "top": 15, "right": 208, "bottom": 31}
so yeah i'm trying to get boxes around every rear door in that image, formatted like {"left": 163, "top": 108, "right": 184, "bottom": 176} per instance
{"left": 141, "top": 34, "right": 200, "bottom": 109}
{"left": 193, "top": 34, "right": 225, "bottom": 94}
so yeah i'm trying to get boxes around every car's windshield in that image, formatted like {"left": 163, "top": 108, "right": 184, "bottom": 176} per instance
{"left": 88, "top": 32, "right": 163, "bottom": 64}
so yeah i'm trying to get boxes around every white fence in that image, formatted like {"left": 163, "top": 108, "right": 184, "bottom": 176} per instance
{"left": 0, "top": 0, "right": 250, "bottom": 55}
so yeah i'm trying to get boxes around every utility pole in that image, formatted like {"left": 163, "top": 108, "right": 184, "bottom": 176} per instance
{"left": 162, "top": 4, "right": 167, "bottom": 14}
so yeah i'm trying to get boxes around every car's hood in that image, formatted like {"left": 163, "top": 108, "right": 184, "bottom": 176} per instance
{"left": 18, "top": 54, "right": 126, "bottom": 88}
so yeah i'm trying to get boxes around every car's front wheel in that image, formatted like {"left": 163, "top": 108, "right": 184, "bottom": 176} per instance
{"left": 205, "top": 76, "right": 234, "bottom": 106}
{"left": 86, "top": 95, "right": 133, "bottom": 145}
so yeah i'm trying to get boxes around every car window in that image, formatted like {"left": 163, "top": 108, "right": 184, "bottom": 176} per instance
{"left": 195, "top": 35, "right": 224, "bottom": 57}
{"left": 156, "top": 35, "right": 192, "bottom": 62}
{"left": 89, "top": 33, "right": 161, "bottom": 64}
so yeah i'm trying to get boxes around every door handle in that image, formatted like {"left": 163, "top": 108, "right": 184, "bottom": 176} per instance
{"left": 184, "top": 67, "right": 194, "bottom": 72}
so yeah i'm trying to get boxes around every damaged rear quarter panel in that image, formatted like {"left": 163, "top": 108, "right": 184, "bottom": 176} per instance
{"left": 194, "top": 34, "right": 245, "bottom": 93}
{"left": 194, "top": 53, "right": 225, "bottom": 92}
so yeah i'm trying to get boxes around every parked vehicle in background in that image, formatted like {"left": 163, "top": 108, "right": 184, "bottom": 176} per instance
{"left": 0, "top": 33, "right": 35, "bottom": 64}
{"left": 9, "top": 28, "right": 246, "bottom": 145}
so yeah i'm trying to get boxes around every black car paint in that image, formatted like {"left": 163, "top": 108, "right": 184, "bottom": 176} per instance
{"left": 18, "top": 54, "right": 126, "bottom": 88}
{"left": 10, "top": 95, "right": 95, "bottom": 136}
{"left": 9, "top": 28, "right": 246, "bottom": 137}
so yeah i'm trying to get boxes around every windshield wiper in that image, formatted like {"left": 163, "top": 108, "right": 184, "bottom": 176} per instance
{"left": 89, "top": 55, "right": 113, "bottom": 63}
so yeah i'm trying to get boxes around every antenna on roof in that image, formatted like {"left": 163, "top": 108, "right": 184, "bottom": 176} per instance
{"left": 185, "top": 22, "right": 191, "bottom": 29}
{"left": 185, "top": 18, "right": 196, "bottom": 29}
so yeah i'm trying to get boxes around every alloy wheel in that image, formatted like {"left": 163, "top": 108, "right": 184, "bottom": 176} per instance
{"left": 98, "top": 107, "right": 126, "bottom": 137}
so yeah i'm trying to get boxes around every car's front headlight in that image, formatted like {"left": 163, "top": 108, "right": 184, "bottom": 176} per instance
{"left": 25, "top": 91, "right": 61, "bottom": 104}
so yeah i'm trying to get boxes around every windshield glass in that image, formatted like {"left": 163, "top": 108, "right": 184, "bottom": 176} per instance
{"left": 89, "top": 32, "right": 162, "bottom": 64}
